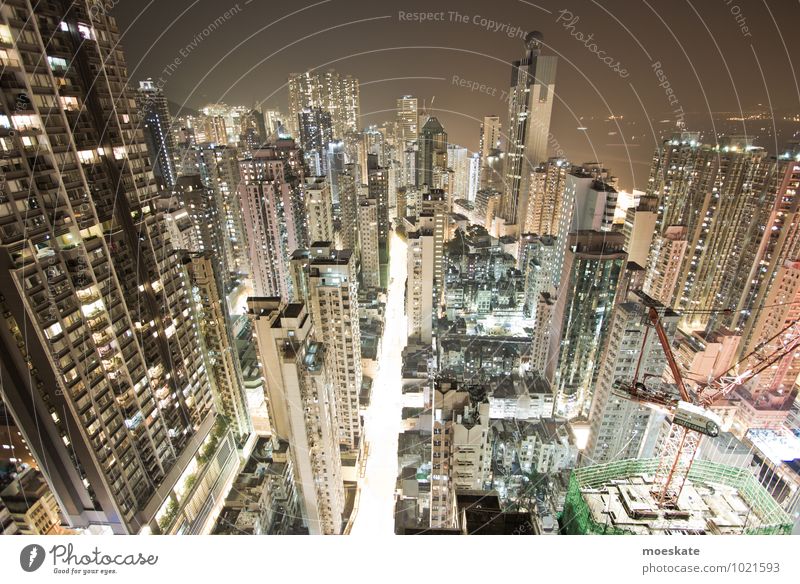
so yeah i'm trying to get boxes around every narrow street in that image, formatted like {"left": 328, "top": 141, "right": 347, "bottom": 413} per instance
{"left": 350, "top": 231, "right": 408, "bottom": 535}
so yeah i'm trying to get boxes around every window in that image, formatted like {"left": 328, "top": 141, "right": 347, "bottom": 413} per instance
{"left": 11, "top": 114, "right": 40, "bottom": 131}
{"left": 44, "top": 322, "right": 63, "bottom": 340}
{"left": 77, "top": 23, "right": 95, "bottom": 41}
{"left": 60, "top": 96, "right": 80, "bottom": 111}
{"left": 47, "top": 56, "right": 68, "bottom": 72}
{"left": 77, "top": 150, "right": 98, "bottom": 164}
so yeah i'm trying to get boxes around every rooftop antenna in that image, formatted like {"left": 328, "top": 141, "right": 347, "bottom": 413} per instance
{"left": 422, "top": 97, "right": 436, "bottom": 121}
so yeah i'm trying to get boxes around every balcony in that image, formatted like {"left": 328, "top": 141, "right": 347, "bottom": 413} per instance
{"left": 0, "top": 57, "right": 20, "bottom": 70}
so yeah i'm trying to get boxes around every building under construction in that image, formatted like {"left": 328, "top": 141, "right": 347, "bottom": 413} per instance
{"left": 561, "top": 458, "right": 792, "bottom": 535}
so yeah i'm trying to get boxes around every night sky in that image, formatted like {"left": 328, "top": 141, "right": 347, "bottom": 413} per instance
{"left": 111, "top": 0, "right": 800, "bottom": 190}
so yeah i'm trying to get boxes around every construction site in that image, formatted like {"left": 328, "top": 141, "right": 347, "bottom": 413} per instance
{"left": 560, "top": 458, "right": 793, "bottom": 535}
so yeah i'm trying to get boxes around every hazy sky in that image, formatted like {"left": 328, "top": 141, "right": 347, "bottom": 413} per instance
{"left": 112, "top": 0, "right": 800, "bottom": 190}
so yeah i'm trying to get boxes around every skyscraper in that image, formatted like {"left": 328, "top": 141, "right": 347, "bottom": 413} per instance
{"left": 447, "top": 144, "right": 471, "bottom": 201}
{"left": 584, "top": 292, "right": 677, "bottom": 464}
{"left": 136, "top": 79, "right": 178, "bottom": 190}
{"left": 405, "top": 190, "right": 448, "bottom": 344}
{"left": 643, "top": 225, "right": 688, "bottom": 306}
{"left": 238, "top": 141, "right": 308, "bottom": 299}
{"left": 480, "top": 115, "right": 501, "bottom": 161}
{"left": 337, "top": 164, "right": 359, "bottom": 251}
{"left": 302, "top": 244, "right": 363, "bottom": 451}
{"left": 523, "top": 158, "right": 568, "bottom": 236}
{"left": 248, "top": 299, "right": 345, "bottom": 534}
{"left": 367, "top": 155, "right": 390, "bottom": 286}
{"left": 396, "top": 95, "right": 418, "bottom": 146}
{"left": 570, "top": 178, "right": 618, "bottom": 233}
{"left": 358, "top": 196, "right": 381, "bottom": 290}
{"left": 297, "top": 107, "right": 333, "bottom": 175}
{"left": 0, "top": 3, "right": 231, "bottom": 533}
{"left": 622, "top": 195, "right": 659, "bottom": 268}
{"left": 192, "top": 144, "right": 250, "bottom": 279}
{"left": 416, "top": 116, "right": 448, "bottom": 189}
{"left": 182, "top": 253, "right": 251, "bottom": 439}
{"left": 288, "top": 70, "right": 360, "bottom": 140}
{"left": 501, "top": 31, "right": 557, "bottom": 233}
{"left": 645, "top": 135, "right": 773, "bottom": 331}
{"left": 551, "top": 231, "right": 627, "bottom": 418}
{"left": 306, "top": 177, "right": 334, "bottom": 244}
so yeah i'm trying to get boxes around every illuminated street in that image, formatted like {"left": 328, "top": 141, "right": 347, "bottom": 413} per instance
{"left": 351, "top": 231, "right": 408, "bottom": 535}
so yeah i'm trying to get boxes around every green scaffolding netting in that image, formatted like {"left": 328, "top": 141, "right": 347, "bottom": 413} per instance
{"left": 559, "top": 458, "right": 793, "bottom": 535}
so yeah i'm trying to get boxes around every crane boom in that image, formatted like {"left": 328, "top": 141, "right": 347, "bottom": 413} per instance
{"left": 609, "top": 299, "right": 800, "bottom": 505}
{"left": 698, "top": 319, "right": 800, "bottom": 407}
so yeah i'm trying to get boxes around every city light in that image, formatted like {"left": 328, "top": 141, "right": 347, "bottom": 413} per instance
{"left": 351, "top": 232, "right": 407, "bottom": 535}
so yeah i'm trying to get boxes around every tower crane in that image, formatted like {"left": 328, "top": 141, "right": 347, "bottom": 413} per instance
{"left": 611, "top": 302, "right": 800, "bottom": 506}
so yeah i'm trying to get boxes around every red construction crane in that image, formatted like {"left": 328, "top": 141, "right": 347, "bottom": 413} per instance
{"left": 612, "top": 304, "right": 800, "bottom": 506}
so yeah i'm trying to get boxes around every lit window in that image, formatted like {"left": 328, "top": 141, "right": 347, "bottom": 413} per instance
{"left": 59, "top": 95, "right": 79, "bottom": 111}
{"left": 44, "top": 322, "right": 63, "bottom": 339}
{"left": 11, "top": 114, "right": 39, "bottom": 131}
{"left": 0, "top": 24, "right": 12, "bottom": 44}
{"left": 77, "top": 23, "right": 95, "bottom": 40}
{"left": 47, "top": 55, "right": 68, "bottom": 72}
{"left": 77, "top": 149, "right": 97, "bottom": 164}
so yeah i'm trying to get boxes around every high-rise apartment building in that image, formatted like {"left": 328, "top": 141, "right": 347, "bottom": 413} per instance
{"left": 406, "top": 218, "right": 436, "bottom": 344}
{"left": 430, "top": 386, "right": 490, "bottom": 528}
{"left": 622, "top": 195, "right": 658, "bottom": 268}
{"left": 447, "top": 144, "right": 470, "bottom": 201}
{"left": 0, "top": 2, "right": 230, "bottom": 533}
{"left": 405, "top": 191, "right": 448, "bottom": 344}
{"left": 182, "top": 253, "right": 251, "bottom": 439}
{"left": 584, "top": 292, "right": 677, "bottom": 465}
{"left": 192, "top": 144, "right": 249, "bottom": 279}
{"left": 297, "top": 107, "right": 333, "bottom": 176}
{"left": 288, "top": 70, "right": 359, "bottom": 140}
{"left": 337, "top": 164, "right": 359, "bottom": 251}
{"left": 501, "top": 32, "right": 557, "bottom": 232}
{"left": 645, "top": 135, "right": 774, "bottom": 331}
{"left": 467, "top": 152, "right": 480, "bottom": 203}
{"left": 248, "top": 299, "right": 345, "bottom": 534}
{"left": 551, "top": 232, "right": 627, "bottom": 418}
{"left": 135, "top": 79, "right": 177, "bottom": 190}
{"left": 1, "top": 467, "right": 67, "bottom": 535}
{"left": 643, "top": 225, "right": 687, "bottom": 306}
{"left": 306, "top": 177, "right": 334, "bottom": 244}
{"left": 358, "top": 197, "right": 381, "bottom": 290}
{"left": 367, "top": 155, "right": 390, "bottom": 286}
{"left": 735, "top": 151, "right": 800, "bottom": 339}
{"left": 303, "top": 245, "right": 363, "bottom": 452}
{"left": 523, "top": 158, "right": 568, "bottom": 236}
{"left": 569, "top": 175, "right": 618, "bottom": 233}
{"left": 326, "top": 140, "right": 346, "bottom": 203}
{"left": 396, "top": 95, "right": 418, "bottom": 146}
{"left": 170, "top": 174, "right": 223, "bottom": 259}
{"left": 238, "top": 141, "right": 308, "bottom": 299}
